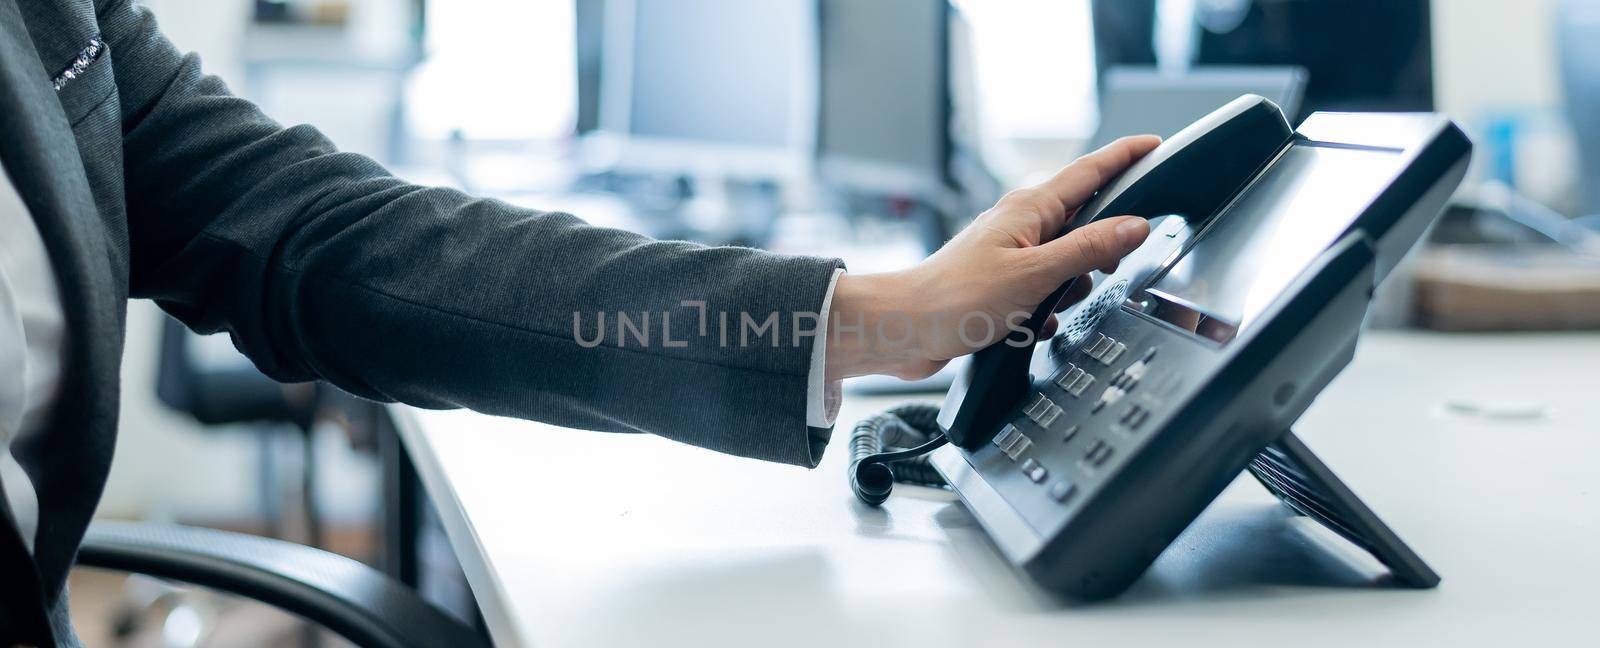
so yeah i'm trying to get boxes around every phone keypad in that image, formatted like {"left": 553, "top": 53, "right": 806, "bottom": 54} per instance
{"left": 987, "top": 310, "right": 1181, "bottom": 525}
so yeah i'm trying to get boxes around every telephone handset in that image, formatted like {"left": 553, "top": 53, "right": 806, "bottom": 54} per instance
{"left": 939, "top": 95, "right": 1293, "bottom": 450}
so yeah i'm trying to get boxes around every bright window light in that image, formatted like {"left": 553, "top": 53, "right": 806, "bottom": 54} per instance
{"left": 953, "top": 0, "right": 1098, "bottom": 140}
{"left": 407, "top": 0, "right": 576, "bottom": 141}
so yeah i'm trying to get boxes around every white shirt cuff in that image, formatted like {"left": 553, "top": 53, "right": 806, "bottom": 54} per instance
{"left": 806, "top": 269, "right": 846, "bottom": 428}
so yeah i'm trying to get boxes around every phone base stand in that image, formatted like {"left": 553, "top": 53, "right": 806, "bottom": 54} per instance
{"left": 1248, "top": 429, "right": 1440, "bottom": 588}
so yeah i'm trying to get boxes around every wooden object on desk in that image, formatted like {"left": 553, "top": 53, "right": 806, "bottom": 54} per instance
{"left": 1412, "top": 245, "right": 1600, "bottom": 330}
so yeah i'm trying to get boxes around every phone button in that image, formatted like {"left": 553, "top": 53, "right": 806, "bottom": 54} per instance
{"left": 1023, "top": 393, "right": 1063, "bottom": 427}
{"left": 1084, "top": 334, "right": 1116, "bottom": 360}
{"left": 1083, "top": 440, "right": 1115, "bottom": 467}
{"left": 1120, "top": 405, "right": 1142, "bottom": 424}
{"left": 1053, "top": 365, "right": 1086, "bottom": 392}
{"left": 993, "top": 424, "right": 1033, "bottom": 461}
{"left": 1084, "top": 333, "right": 1127, "bottom": 366}
{"left": 1067, "top": 373, "right": 1096, "bottom": 397}
{"left": 1049, "top": 480, "right": 1078, "bottom": 503}
{"left": 1020, "top": 458, "right": 1048, "bottom": 483}
{"left": 1101, "top": 342, "right": 1127, "bottom": 364}
{"left": 1094, "top": 385, "right": 1127, "bottom": 412}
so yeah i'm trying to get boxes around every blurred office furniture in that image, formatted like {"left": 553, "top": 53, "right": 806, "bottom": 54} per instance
{"left": 1091, "top": 0, "right": 1433, "bottom": 119}
{"left": 72, "top": 521, "right": 487, "bottom": 648}
{"left": 816, "top": 0, "right": 957, "bottom": 250}
{"left": 1411, "top": 247, "right": 1600, "bottom": 330}
{"left": 156, "top": 318, "right": 324, "bottom": 548}
{"left": 942, "top": 6, "right": 1004, "bottom": 227}
{"left": 253, "top": 0, "right": 357, "bottom": 25}
{"left": 587, "top": 0, "right": 814, "bottom": 177}
{"left": 1560, "top": 0, "right": 1600, "bottom": 218}
{"left": 1410, "top": 183, "right": 1600, "bottom": 331}
{"left": 1193, "top": 0, "right": 1432, "bottom": 115}
{"left": 1088, "top": 65, "right": 1306, "bottom": 149}
{"left": 576, "top": 0, "right": 1002, "bottom": 250}
{"left": 152, "top": 322, "right": 484, "bottom": 644}
{"left": 577, "top": 0, "right": 816, "bottom": 244}
{"left": 388, "top": 330, "right": 1600, "bottom": 646}
{"left": 150, "top": 319, "right": 335, "bottom": 645}
{"left": 1090, "top": 0, "right": 1157, "bottom": 88}
{"left": 243, "top": 0, "right": 425, "bottom": 166}
{"left": 369, "top": 401, "right": 488, "bottom": 632}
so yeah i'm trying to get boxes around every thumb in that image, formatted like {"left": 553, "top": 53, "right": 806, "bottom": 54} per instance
{"left": 1034, "top": 216, "right": 1150, "bottom": 278}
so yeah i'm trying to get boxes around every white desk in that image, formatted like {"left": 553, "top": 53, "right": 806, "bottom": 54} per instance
{"left": 390, "top": 331, "right": 1600, "bottom": 647}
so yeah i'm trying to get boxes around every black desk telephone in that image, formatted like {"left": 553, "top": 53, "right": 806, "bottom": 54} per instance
{"left": 849, "top": 95, "right": 1472, "bottom": 600}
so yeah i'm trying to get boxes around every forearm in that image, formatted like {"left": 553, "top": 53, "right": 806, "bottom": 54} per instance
{"left": 823, "top": 271, "right": 941, "bottom": 381}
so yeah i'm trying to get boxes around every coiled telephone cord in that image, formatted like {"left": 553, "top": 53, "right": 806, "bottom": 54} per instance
{"left": 847, "top": 403, "right": 950, "bottom": 506}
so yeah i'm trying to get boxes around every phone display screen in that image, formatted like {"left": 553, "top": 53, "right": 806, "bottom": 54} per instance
{"left": 1141, "top": 143, "right": 1402, "bottom": 344}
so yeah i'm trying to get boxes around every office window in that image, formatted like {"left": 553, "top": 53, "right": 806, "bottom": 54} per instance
{"left": 953, "top": 0, "right": 1098, "bottom": 140}
{"left": 406, "top": 0, "right": 577, "bottom": 141}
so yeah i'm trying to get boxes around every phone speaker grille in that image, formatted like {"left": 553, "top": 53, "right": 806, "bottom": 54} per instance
{"left": 1054, "top": 279, "right": 1130, "bottom": 355}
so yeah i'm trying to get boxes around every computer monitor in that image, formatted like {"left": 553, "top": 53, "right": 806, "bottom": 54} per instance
{"left": 816, "top": 0, "right": 952, "bottom": 199}
{"left": 589, "top": 0, "right": 817, "bottom": 178}
{"left": 1195, "top": 0, "right": 1433, "bottom": 115}
{"left": 1090, "top": 0, "right": 1433, "bottom": 118}
{"left": 574, "top": 0, "right": 606, "bottom": 135}
{"left": 1088, "top": 65, "right": 1307, "bottom": 150}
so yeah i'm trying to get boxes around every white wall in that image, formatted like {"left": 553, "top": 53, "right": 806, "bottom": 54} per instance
{"left": 1433, "top": 0, "right": 1565, "bottom": 119}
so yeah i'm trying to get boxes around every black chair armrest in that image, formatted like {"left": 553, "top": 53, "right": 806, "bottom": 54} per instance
{"left": 77, "top": 521, "right": 489, "bottom": 648}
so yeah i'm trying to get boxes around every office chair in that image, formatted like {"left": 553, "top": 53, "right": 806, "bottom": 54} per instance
{"left": 63, "top": 319, "right": 473, "bottom": 646}
{"left": 0, "top": 510, "right": 488, "bottom": 647}
{"left": 147, "top": 316, "right": 329, "bottom": 642}
{"left": 73, "top": 521, "right": 489, "bottom": 647}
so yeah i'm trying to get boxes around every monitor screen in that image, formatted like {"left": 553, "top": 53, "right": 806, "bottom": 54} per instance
{"left": 817, "top": 0, "right": 949, "bottom": 194}
{"left": 1195, "top": 0, "right": 1433, "bottom": 115}
{"left": 1142, "top": 143, "right": 1402, "bottom": 343}
{"left": 1089, "top": 0, "right": 1433, "bottom": 118}
{"left": 617, "top": 0, "right": 812, "bottom": 149}
{"left": 1090, "top": 65, "right": 1306, "bottom": 150}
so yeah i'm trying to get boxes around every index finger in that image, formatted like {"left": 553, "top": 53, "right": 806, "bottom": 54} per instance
{"left": 1033, "top": 135, "right": 1161, "bottom": 234}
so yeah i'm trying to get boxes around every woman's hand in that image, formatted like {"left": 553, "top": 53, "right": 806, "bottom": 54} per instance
{"left": 826, "top": 135, "right": 1160, "bottom": 380}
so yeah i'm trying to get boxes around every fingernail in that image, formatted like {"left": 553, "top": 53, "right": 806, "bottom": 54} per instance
{"left": 1116, "top": 219, "right": 1148, "bottom": 249}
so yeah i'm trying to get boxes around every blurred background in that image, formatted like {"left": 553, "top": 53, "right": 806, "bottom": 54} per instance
{"left": 79, "top": 0, "right": 1599, "bottom": 644}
